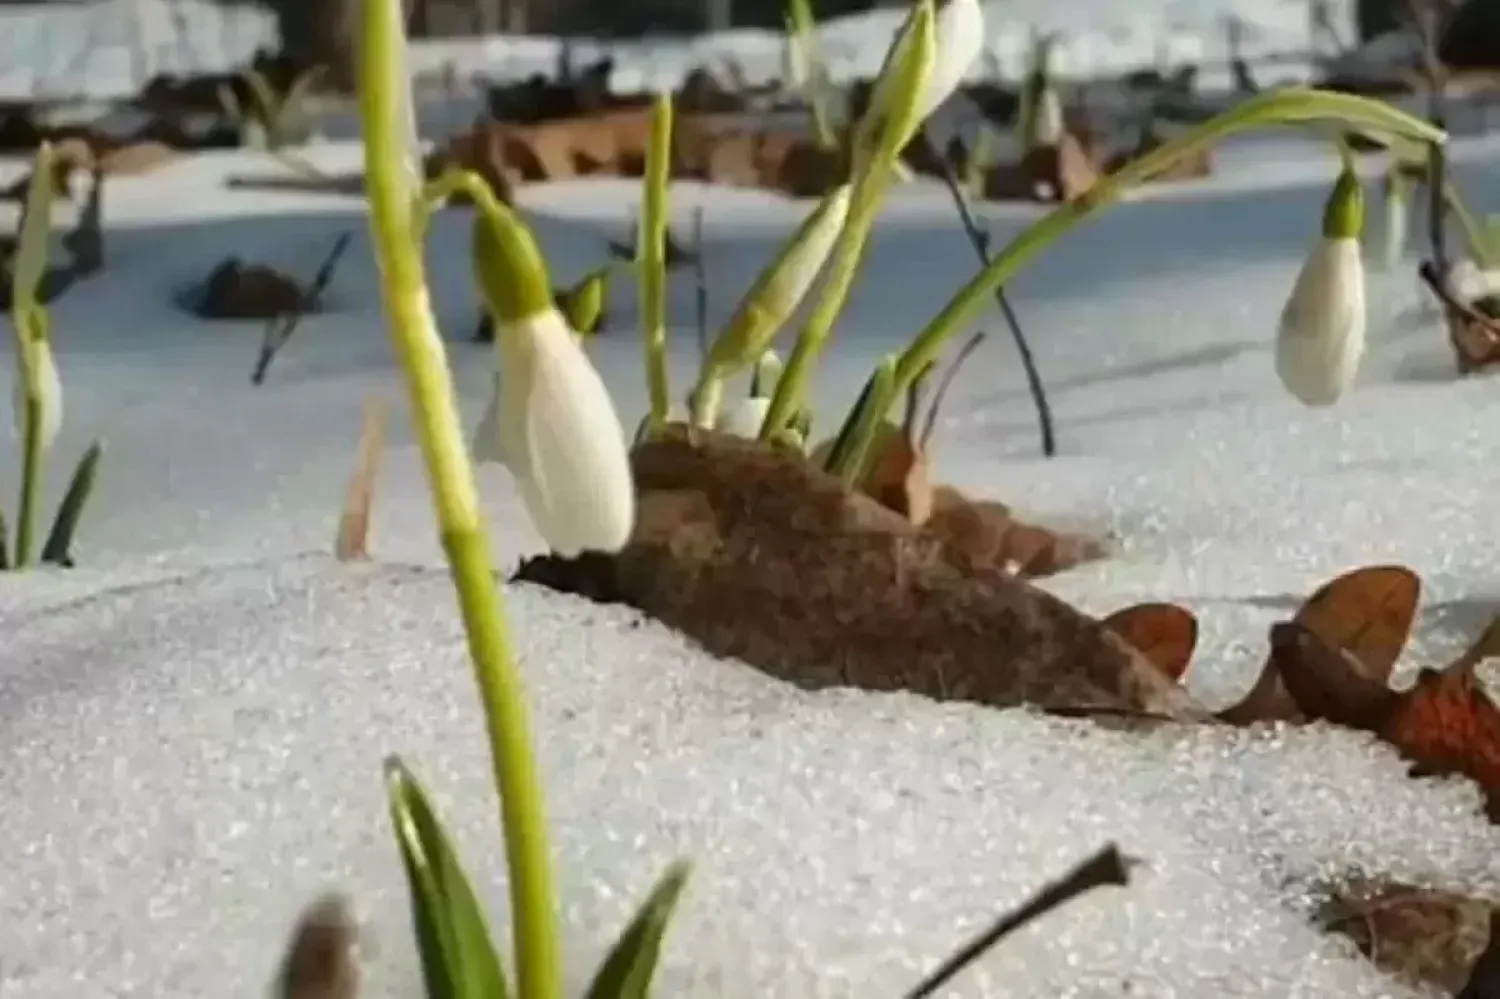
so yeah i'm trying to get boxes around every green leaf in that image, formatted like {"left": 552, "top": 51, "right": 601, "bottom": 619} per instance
{"left": 12, "top": 142, "right": 55, "bottom": 328}
{"left": 0, "top": 507, "right": 10, "bottom": 570}
{"left": 385, "top": 756, "right": 512, "bottom": 999}
{"left": 823, "top": 355, "right": 897, "bottom": 480}
{"left": 40, "top": 440, "right": 102, "bottom": 568}
{"left": 583, "top": 860, "right": 691, "bottom": 999}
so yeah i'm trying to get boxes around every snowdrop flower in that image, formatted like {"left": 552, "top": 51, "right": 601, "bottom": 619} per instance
{"left": 470, "top": 212, "right": 634, "bottom": 558}
{"left": 11, "top": 340, "right": 62, "bottom": 449}
{"left": 860, "top": 0, "right": 981, "bottom": 164}
{"left": 1275, "top": 165, "right": 1366, "bottom": 407}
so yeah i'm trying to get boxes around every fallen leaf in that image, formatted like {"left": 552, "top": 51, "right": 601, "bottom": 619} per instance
{"left": 866, "top": 431, "right": 933, "bottom": 526}
{"left": 1218, "top": 565, "right": 1420, "bottom": 724}
{"left": 1458, "top": 909, "right": 1500, "bottom": 999}
{"left": 1266, "top": 622, "right": 1400, "bottom": 730}
{"left": 1265, "top": 621, "right": 1500, "bottom": 822}
{"left": 1312, "top": 874, "right": 1493, "bottom": 994}
{"left": 1101, "top": 603, "right": 1198, "bottom": 682}
{"left": 334, "top": 397, "right": 387, "bottom": 562}
{"left": 1380, "top": 663, "right": 1500, "bottom": 820}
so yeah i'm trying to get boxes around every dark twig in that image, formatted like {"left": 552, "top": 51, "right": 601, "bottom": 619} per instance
{"left": 692, "top": 204, "right": 708, "bottom": 362}
{"left": 920, "top": 329, "right": 987, "bottom": 449}
{"left": 252, "top": 231, "right": 353, "bottom": 385}
{"left": 1407, "top": 0, "right": 1452, "bottom": 280}
{"left": 903, "top": 844, "right": 1136, "bottom": 999}
{"left": 922, "top": 130, "right": 1057, "bottom": 457}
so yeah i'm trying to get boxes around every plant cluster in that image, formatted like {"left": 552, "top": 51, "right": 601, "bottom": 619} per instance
{"left": 348, "top": 0, "right": 1446, "bottom": 988}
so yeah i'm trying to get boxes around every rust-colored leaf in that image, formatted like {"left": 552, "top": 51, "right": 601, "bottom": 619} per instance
{"left": 334, "top": 396, "right": 387, "bottom": 563}
{"left": 1101, "top": 603, "right": 1198, "bottom": 682}
{"left": 1378, "top": 663, "right": 1500, "bottom": 821}
{"left": 1296, "top": 564, "right": 1421, "bottom": 678}
{"left": 1220, "top": 565, "right": 1420, "bottom": 724}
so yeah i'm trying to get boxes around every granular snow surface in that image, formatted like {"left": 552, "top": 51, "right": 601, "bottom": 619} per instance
{"left": 3, "top": 126, "right": 1500, "bottom": 997}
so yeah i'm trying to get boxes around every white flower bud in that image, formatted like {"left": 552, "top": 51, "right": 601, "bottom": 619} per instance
{"left": 1275, "top": 168, "right": 1366, "bottom": 407}
{"left": 473, "top": 308, "right": 635, "bottom": 557}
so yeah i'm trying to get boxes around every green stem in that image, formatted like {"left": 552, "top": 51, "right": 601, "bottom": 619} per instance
{"left": 641, "top": 94, "right": 674, "bottom": 430}
{"left": 360, "top": 7, "right": 562, "bottom": 996}
{"left": 14, "top": 392, "right": 42, "bottom": 567}
{"left": 891, "top": 88, "right": 1441, "bottom": 397}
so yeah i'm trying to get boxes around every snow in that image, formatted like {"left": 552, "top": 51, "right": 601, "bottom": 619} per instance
{"left": 5, "top": 122, "right": 1500, "bottom": 995}
{"left": 0, "top": 0, "right": 1354, "bottom": 100}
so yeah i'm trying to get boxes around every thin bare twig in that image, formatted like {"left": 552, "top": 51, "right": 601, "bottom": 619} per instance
{"left": 252, "top": 231, "right": 353, "bottom": 385}
{"left": 921, "top": 129, "right": 1057, "bottom": 457}
{"left": 920, "top": 329, "right": 987, "bottom": 450}
{"left": 903, "top": 844, "right": 1136, "bottom": 999}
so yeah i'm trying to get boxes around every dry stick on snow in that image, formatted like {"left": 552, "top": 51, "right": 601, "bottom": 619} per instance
{"left": 903, "top": 844, "right": 1136, "bottom": 999}
{"left": 1408, "top": 0, "right": 1455, "bottom": 292}
{"left": 252, "top": 231, "right": 354, "bottom": 385}
{"left": 333, "top": 396, "right": 389, "bottom": 562}
{"left": 921, "top": 129, "right": 1057, "bottom": 457}
{"left": 692, "top": 204, "right": 708, "bottom": 362}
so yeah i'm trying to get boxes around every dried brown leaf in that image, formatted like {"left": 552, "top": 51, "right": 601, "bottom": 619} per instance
{"left": 1101, "top": 603, "right": 1198, "bottom": 682}
{"left": 334, "top": 397, "right": 387, "bottom": 562}
{"left": 1219, "top": 565, "right": 1420, "bottom": 724}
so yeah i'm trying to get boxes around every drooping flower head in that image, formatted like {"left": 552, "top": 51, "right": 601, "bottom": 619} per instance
{"left": 471, "top": 207, "right": 635, "bottom": 557}
{"left": 1275, "top": 163, "right": 1366, "bottom": 407}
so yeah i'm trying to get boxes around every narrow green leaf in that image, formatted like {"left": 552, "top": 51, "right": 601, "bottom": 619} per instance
{"left": 12, "top": 142, "right": 55, "bottom": 325}
{"left": 385, "top": 757, "right": 512, "bottom": 999}
{"left": 0, "top": 508, "right": 10, "bottom": 570}
{"left": 40, "top": 440, "right": 102, "bottom": 567}
{"left": 823, "top": 355, "right": 897, "bottom": 481}
{"left": 584, "top": 860, "right": 691, "bottom": 999}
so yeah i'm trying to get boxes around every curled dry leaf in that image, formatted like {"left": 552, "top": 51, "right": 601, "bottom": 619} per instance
{"left": 1312, "top": 874, "right": 1494, "bottom": 995}
{"left": 1218, "top": 564, "right": 1420, "bottom": 724}
{"left": 865, "top": 430, "right": 933, "bottom": 526}
{"left": 926, "top": 485, "right": 1107, "bottom": 579}
{"left": 1266, "top": 621, "right": 1500, "bottom": 822}
{"left": 1101, "top": 602, "right": 1198, "bottom": 682}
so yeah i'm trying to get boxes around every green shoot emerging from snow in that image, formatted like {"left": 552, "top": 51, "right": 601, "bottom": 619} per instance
{"left": 4, "top": 141, "right": 103, "bottom": 570}
{"left": 357, "top": 1, "right": 687, "bottom": 997}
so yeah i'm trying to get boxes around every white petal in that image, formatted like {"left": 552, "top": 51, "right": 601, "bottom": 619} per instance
{"left": 1275, "top": 237, "right": 1366, "bottom": 407}
{"left": 515, "top": 311, "right": 635, "bottom": 556}
{"left": 916, "top": 0, "right": 984, "bottom": 126}
{"left": 716, "top": 396, "right": 771, "bottom": 439}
